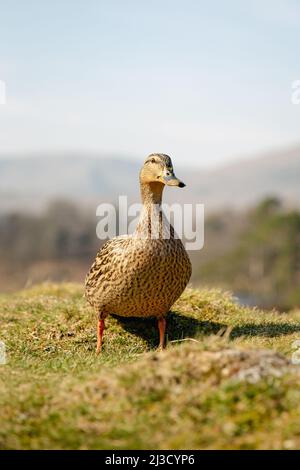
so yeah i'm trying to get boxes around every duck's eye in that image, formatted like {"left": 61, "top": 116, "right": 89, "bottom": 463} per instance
{"left": 150, "top": 158, "right": 156, "bottom": 163}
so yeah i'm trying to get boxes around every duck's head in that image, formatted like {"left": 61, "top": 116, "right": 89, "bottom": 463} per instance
{"left": 140, "top": 153, "right": 185, "bottom": 188}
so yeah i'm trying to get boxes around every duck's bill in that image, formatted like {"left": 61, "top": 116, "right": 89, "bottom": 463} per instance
{"left": 163, "top": 174, "right": 186, "bottom": 188}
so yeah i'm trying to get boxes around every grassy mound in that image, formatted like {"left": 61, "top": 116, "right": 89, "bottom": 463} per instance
{"left": 1, "top": 283, "right": 300, "bottom": 449}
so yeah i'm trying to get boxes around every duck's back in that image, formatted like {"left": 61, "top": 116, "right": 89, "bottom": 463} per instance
{"left": 85, "top": 235, "right": 191, "bottom": 318}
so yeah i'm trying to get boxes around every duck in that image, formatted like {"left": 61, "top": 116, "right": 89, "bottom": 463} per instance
{"left": 85, "top": 153, "right": 192, "bottom": 353}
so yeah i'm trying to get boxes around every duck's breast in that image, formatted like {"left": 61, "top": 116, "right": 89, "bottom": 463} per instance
{"left": 109, "top": 238, "right": 191, "bottom": 317}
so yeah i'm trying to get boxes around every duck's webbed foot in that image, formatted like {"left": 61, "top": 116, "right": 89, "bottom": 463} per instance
{"left": 96, "top": 318, "right": 105, "bottom": 355}
{"left": 158, "top": 317, "right": 166, "bottom": 350}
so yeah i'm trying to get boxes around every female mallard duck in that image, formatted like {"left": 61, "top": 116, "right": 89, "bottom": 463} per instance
{"left": 85, "top": 153, "right": 192, "bottom": 353}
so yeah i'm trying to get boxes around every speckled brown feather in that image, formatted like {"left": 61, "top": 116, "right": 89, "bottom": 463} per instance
{"left": 85, "top": 154, "right": 192, "bottom": 319}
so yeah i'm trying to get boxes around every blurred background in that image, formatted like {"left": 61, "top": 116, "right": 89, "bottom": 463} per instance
{"left": 0, "top": 0, "right": 299, "bottom": 310}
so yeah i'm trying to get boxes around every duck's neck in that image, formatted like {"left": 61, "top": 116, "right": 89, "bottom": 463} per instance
{"left": 135, "top": 182, "right": 169, "bottom": 238}
{"left": 140, "top": 181, "right": 164, "bottom": 206}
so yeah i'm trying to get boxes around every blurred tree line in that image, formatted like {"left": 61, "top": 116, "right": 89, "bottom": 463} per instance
{"left": 0, "top": 196, "right": 299, "bottom": 310}
{"left": 199, "top": 197, "right": 300, "bottom": 310}
{"left": 0, "top": 201, "right": 100, "bottom": 264}
{"left": 0, "top": 200, "right": 104, "bottom": 291}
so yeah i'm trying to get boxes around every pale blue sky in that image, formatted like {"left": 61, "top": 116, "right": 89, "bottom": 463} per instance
{"left": 0, "top": 0, "right": 299, "bottom": 167}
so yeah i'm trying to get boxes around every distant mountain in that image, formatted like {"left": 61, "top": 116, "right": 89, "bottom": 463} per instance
{"left": 0, "top": 147, "right": 299, "bottom": 213}
{"left": 0, "top": 154, "right": 140, "bottom": 212}
{"left": 184, "top": 146, "right": 300, "bottom": 210}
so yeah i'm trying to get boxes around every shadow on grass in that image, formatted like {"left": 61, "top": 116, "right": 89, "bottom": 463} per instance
{"left": 229, "top": 323, "right": 300, "bottom": 339}
{"left": 113, "top": 311, "right": 300, "bottom": 348}
{"left": 113, "top": 311, "right": 223, "bottom": 348}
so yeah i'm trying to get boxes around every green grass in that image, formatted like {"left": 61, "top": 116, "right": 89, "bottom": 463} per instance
{"left": 1, "top": 283, "right": 300, "bottom": 449}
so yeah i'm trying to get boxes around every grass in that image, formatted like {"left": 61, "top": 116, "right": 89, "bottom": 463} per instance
{"left": 1, "top": 283, "right": 300, "bottom": 449}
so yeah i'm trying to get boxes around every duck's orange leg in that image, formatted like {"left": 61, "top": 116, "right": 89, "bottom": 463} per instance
{"left": 96, "top": 319, "right": 105, "bottom": 355}
{"left": 158, "top": 318, "right": 166, "bottom": 349}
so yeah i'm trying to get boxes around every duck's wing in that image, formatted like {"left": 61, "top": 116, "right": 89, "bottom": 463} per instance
{"left": 85, "top": 235, "right": 131, "bottom": 295}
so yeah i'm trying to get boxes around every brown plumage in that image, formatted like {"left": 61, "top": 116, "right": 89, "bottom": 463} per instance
{"left": 85, "top": 154, "right": 192, "bottom": 353}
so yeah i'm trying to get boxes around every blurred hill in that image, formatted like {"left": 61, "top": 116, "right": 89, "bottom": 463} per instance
{"left": 1, "top": 147, "right": 299, "bottom": 308}
{"left": 187, "top": 146, "right": 300, "bottom": 210}
{"left": 0, "top": 146, "right": 300, "bottom": 213}
{"left": 0, "top": 154, "right": 139, "bottom": 213}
